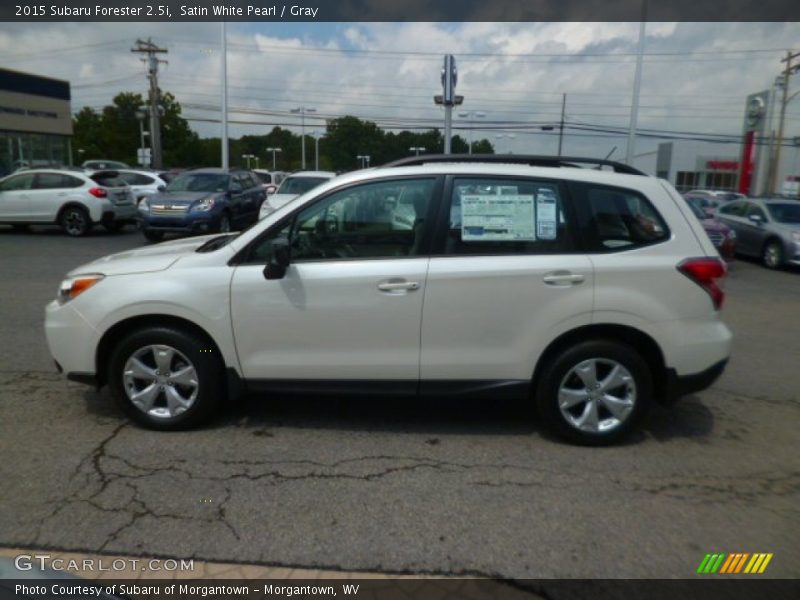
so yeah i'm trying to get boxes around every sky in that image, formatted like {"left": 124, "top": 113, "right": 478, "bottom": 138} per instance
{"left": 1, "top": 21, "right": 799, "bottom": 168}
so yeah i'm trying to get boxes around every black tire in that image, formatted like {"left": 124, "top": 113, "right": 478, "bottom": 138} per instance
{"left": 59, "top": 206, "right": 92, "bottom": 237}
{"left": 217, "top": 211, "right": 232, "bottom": 233}
{"left": 104, "top": 221, "right": 126, "bottom": 233}
{"left": 107, "top": 326, "right": 223, "bottom": 430}
{"left": 762, "top": 239, "right": 783, "bottom": 269}
{"left": 535, "top": 339, "right": 653, "bottom": 446}
{"left": 143, "top": 229, "right": 164, "bottom": 242}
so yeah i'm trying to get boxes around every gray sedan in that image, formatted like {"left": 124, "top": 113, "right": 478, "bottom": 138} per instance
{"left": 716, "top": 198, "right": 800, "bottom": 268}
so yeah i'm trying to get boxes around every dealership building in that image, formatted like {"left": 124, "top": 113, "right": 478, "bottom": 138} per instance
{"left": 0, "top": 67, "right": 73, "bottom": 176}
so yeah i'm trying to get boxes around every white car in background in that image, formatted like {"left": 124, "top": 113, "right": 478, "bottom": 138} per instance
{"left": 0, "top": 169, "right": 137, "bottom": 236}
{"left": 253, "top": 169, "right": 287, "bottom": 195}
{"left": 111, "top": 169, "right": 170, "bottom": 205}
{"left": 258, "top": 171, "right": 336, "bottom": 219}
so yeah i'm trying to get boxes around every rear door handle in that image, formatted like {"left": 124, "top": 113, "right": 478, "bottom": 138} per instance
{"left": 543, "top": 271, "right": 585, "bottom": 285}
{"left": 377, "top": 280, "right": 420, "bottom": 292}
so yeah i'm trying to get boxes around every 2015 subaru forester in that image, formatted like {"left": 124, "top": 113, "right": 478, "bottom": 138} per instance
{"left": 45, "top": 155, "right": 732, "bottom": 445}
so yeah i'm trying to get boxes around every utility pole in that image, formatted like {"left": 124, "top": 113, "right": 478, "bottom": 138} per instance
{"left": 131, "top": 38, "right": 167, "bottom": 169}
{"left": 771, "top": 49, "right": 800, "bottom": 194}
{"left": 626, "top": 1, "right": 647, "bottom": 165}
{"left": 221, "top": 22, "right": 229, "bottom": 169}
{"left": 434, "top": 55, "right": 463, "bottom": 154}
{"left": 291, "top": 106, "right": 316, "bottom": 169}
{"left": 558, "top": 93, "right": 566, "bottom": 156}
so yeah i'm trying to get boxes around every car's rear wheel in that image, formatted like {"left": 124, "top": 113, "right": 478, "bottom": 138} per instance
{"left": 535, "top": 340, "right": 652, "bottom": 445}
{"left": 143, "top": 229, "right": 164, "bottom": 242}
{"left": 108, "top": 327, "right": 223, "bottom": 430}
{"left": 59, "top": 206, "right": 92, "bottom": 237}
{"left": 762, "top": 239, "right": 783, "bottom": 269}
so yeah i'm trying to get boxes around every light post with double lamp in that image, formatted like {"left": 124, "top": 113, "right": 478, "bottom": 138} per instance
{"left": 458, "top": 111, "right": 486, "bottom": 154}
{"left": 242, "top": 154, "right": 255, "bottom": 168}
{"left": 290, "top": 106, "right": 316, "bottom": 169}
{"left": 357, "top": 155, "right": 371, "bottom": 169}
{"left": 409, "top": 146, "right": 426, "bottom": 156}
{"left": 266, "top": 147, "right": 282, "bottom": 170}
{"left": 495, "top": 133, "right": 516, "bottom": 154}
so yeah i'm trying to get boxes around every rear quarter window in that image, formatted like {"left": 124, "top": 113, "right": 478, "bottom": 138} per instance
{"left": 572, "top": 183, "right": 669, "bottom": 252}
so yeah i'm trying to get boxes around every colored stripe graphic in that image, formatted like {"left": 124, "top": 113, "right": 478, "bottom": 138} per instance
{"left": 734, "top": 553, "right": 749, "bottom": 573}
{"left": 710, "top": 553, "right": 726, "bottom": 573}
{"left": 720, "top": 553, "right": 738, "bottom": 573}
{"left": 702, "top": 553, "right": 774, "bottom": 574}
{"left": 719, "top": 554, "right": 736, "bottom": 574}
{"left": 758, "top": 554, "right": 773, "bottom": 573}
{"left": 697, "top": 554, "right": 712, "bottom": 574}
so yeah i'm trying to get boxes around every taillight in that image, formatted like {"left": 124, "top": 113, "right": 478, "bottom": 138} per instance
{"left": 677, "top": 257, "right": 727, "bottom": 310}
{"left": 88, "top": 187, "right": 107, "bottom": 198}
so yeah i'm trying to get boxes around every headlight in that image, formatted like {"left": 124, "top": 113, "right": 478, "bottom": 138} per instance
{"left": 191, "top": 197, "right": 216, "bottom": 212}
{"left": 791, "top": 231, "right": 800, "bottom": 243}
{"left": 727, "top": 229, "right": 737, "bottom": 240}
{"left": 58, "top": 274, "right": 104, "bottom": 304}
{"left": 138, "top": 197, "right": 150, "bottom": 211}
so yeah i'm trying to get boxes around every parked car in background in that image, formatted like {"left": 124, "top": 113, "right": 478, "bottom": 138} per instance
{"left": 687, "top": 189, "right": 746, "bottom": 203}
{"left": 0, "top": 169, "right": 136, "bottom": 236}
{"left": 111, "top": 169, "right": 169, "bottom": 205}
{"left": 253, "top": 169, "right": 287, "bottom": 194}
{"left": 716, "top": 198, "right": 800, "bottom": 268}
{"left": 45, "top": 155, "right": 732, "bottom": 445}
{"left": 684, "top": 194, "right": 721, "bottom": 217}
{"left": 258, "top": 170, "right": 336, "bottom": 219}
{"left": 137, "top": 168, "right": 266, "bottom": 242}
{"left": 82, "top": 160, "right": 129, "bottom": 170}
{"left": 686, "top": 199, "right": 736, "bottom": 260}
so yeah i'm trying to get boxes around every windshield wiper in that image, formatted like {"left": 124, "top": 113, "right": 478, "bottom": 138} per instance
{"left": 195, "top": 234, "right": 236, "bottom": 253}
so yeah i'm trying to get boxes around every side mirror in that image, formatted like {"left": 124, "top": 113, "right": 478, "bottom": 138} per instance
{"left": 748, "top": 213, "right": 764, "bottom": 224}
{"left": 263, "top": 236, "right": 290, "bottom": 280}
{"left": 157, "top": 185, "right": 166, "bottom": 192}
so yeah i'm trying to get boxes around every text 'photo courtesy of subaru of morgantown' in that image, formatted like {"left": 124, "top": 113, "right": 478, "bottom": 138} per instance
{"left": 44, "top": 156, "right": 733, "bottom": 445}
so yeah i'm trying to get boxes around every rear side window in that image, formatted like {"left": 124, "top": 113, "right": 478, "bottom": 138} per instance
{"left": 574, "top": 184, "right": 668, "bottom": 252}
{"left": 34, "top": 173, "right": 83, "bottom": 189}
{"left": 120, "top": 172, "right": 155, "bottom": 186}
{"left": 442, "top": 178, "right": 573, "bottom": 255}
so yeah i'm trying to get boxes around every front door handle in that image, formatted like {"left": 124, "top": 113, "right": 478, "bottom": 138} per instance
{"left": 543, "top": 271, "right": 585, "bottom": 286}
{"left": 377, "top": 280, "right": 420, "bottom": 292}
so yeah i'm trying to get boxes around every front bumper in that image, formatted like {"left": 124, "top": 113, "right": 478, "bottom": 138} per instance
{"left": 45, "top": 300, "right": 98, "bottom": 377}
{"left": 138, "top": 212, "right": 221, "bottom": 234}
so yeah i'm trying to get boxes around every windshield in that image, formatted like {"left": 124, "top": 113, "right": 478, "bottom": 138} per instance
{"left": 166, "top": 173, "right": 229, "bottom": 193}
{"left": 766, "top": 203, "right": 800, "bottom": 224}
{"left": 277, "top": 176, "right": 327, "bottom": 195}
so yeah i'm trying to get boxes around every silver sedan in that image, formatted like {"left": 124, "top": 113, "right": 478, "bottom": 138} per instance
{"left": 716, "top": 198, "right": 800, "bottom": 268}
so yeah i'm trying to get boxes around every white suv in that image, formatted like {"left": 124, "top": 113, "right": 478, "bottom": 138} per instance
{"left": 45, "top": 156, "right": 732, "bottom": 445}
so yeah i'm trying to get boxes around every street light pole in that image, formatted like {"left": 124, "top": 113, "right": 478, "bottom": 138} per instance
{"left": 558, "top": 93, "right": 566, "bottom": 157}
{"left": 266, "top": 147, "right": 282, "bottom": 170}
{"left": 409, "top": 146, "right": 426, "bottom": 156}
{"left": 221, "top": 22, "right": 229, "bottom": 169}
{"left": 291, "top": 106, "right": 316, "bottom": 169}
{"left": 458, "top": 111, "right": 485, "bottom": 154}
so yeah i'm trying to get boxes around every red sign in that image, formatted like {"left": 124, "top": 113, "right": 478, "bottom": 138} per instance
{"left": 706, "top": 160, "right": 739, "bottom": 171}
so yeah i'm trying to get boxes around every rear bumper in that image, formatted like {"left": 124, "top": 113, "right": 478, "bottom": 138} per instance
{"left": 99, "top": 201, "right": 138, "bottom": 223}
{"left": 662, "top": 359, "right": 728, "bottom": 404}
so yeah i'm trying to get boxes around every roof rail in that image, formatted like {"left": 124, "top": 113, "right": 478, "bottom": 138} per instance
{"left": 382, "top": 154, "right": 646, "bottom": 176}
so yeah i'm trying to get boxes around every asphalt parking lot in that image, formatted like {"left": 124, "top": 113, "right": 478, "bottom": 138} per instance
{"left": 0, "top": 224, "right": 798, "bottom": 579}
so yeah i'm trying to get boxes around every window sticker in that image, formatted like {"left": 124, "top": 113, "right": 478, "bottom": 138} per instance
{"left": 536, "top": 188, "right": 558, "bottom": 240}
{"left": 461, "top": 194, "right": 536, "bottom": 241}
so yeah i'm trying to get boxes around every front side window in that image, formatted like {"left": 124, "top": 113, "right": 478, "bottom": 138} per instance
{"left": 766, "top": 203, "right": 800, "bottom": 224}
{"left": 444, "top": 178, "right": 571, "bottom": 255}
{"left": 247, "top": 178, "right": 435, "bottom": 263}
{"left": 746, "top": 203, "right": 767, "bottom": 221}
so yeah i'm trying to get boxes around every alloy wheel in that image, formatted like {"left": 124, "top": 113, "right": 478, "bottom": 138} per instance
{"left": 122, "top": 344, "right": 199, "bottom": 419}
{"left": 63, "top": 209, "right": 87, "bottom": 236}
{"left": 764, "top": 243, "right": 781, "bottom": 269}
{"left": 558, "top": 358, "right": 636, "bottom": 434}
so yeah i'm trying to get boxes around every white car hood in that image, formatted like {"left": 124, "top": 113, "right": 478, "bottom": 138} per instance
{"left": 68, "top": 234, "right": 225, "bottom": 277}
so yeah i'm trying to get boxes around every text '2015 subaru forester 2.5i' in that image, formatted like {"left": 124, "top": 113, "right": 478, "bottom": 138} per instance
{"left": 45, "top": 155, "right": 732, "bottom": 445}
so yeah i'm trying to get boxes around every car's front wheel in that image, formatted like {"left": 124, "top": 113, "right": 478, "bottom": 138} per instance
{"left": 108, "top": 327, "right": 223, "bottom": 430}
{"left": 762, "top": 239, "right": 783, "bottom": 269}
{"left": 535, "top": 340, "right": 652, "bottom": 445}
